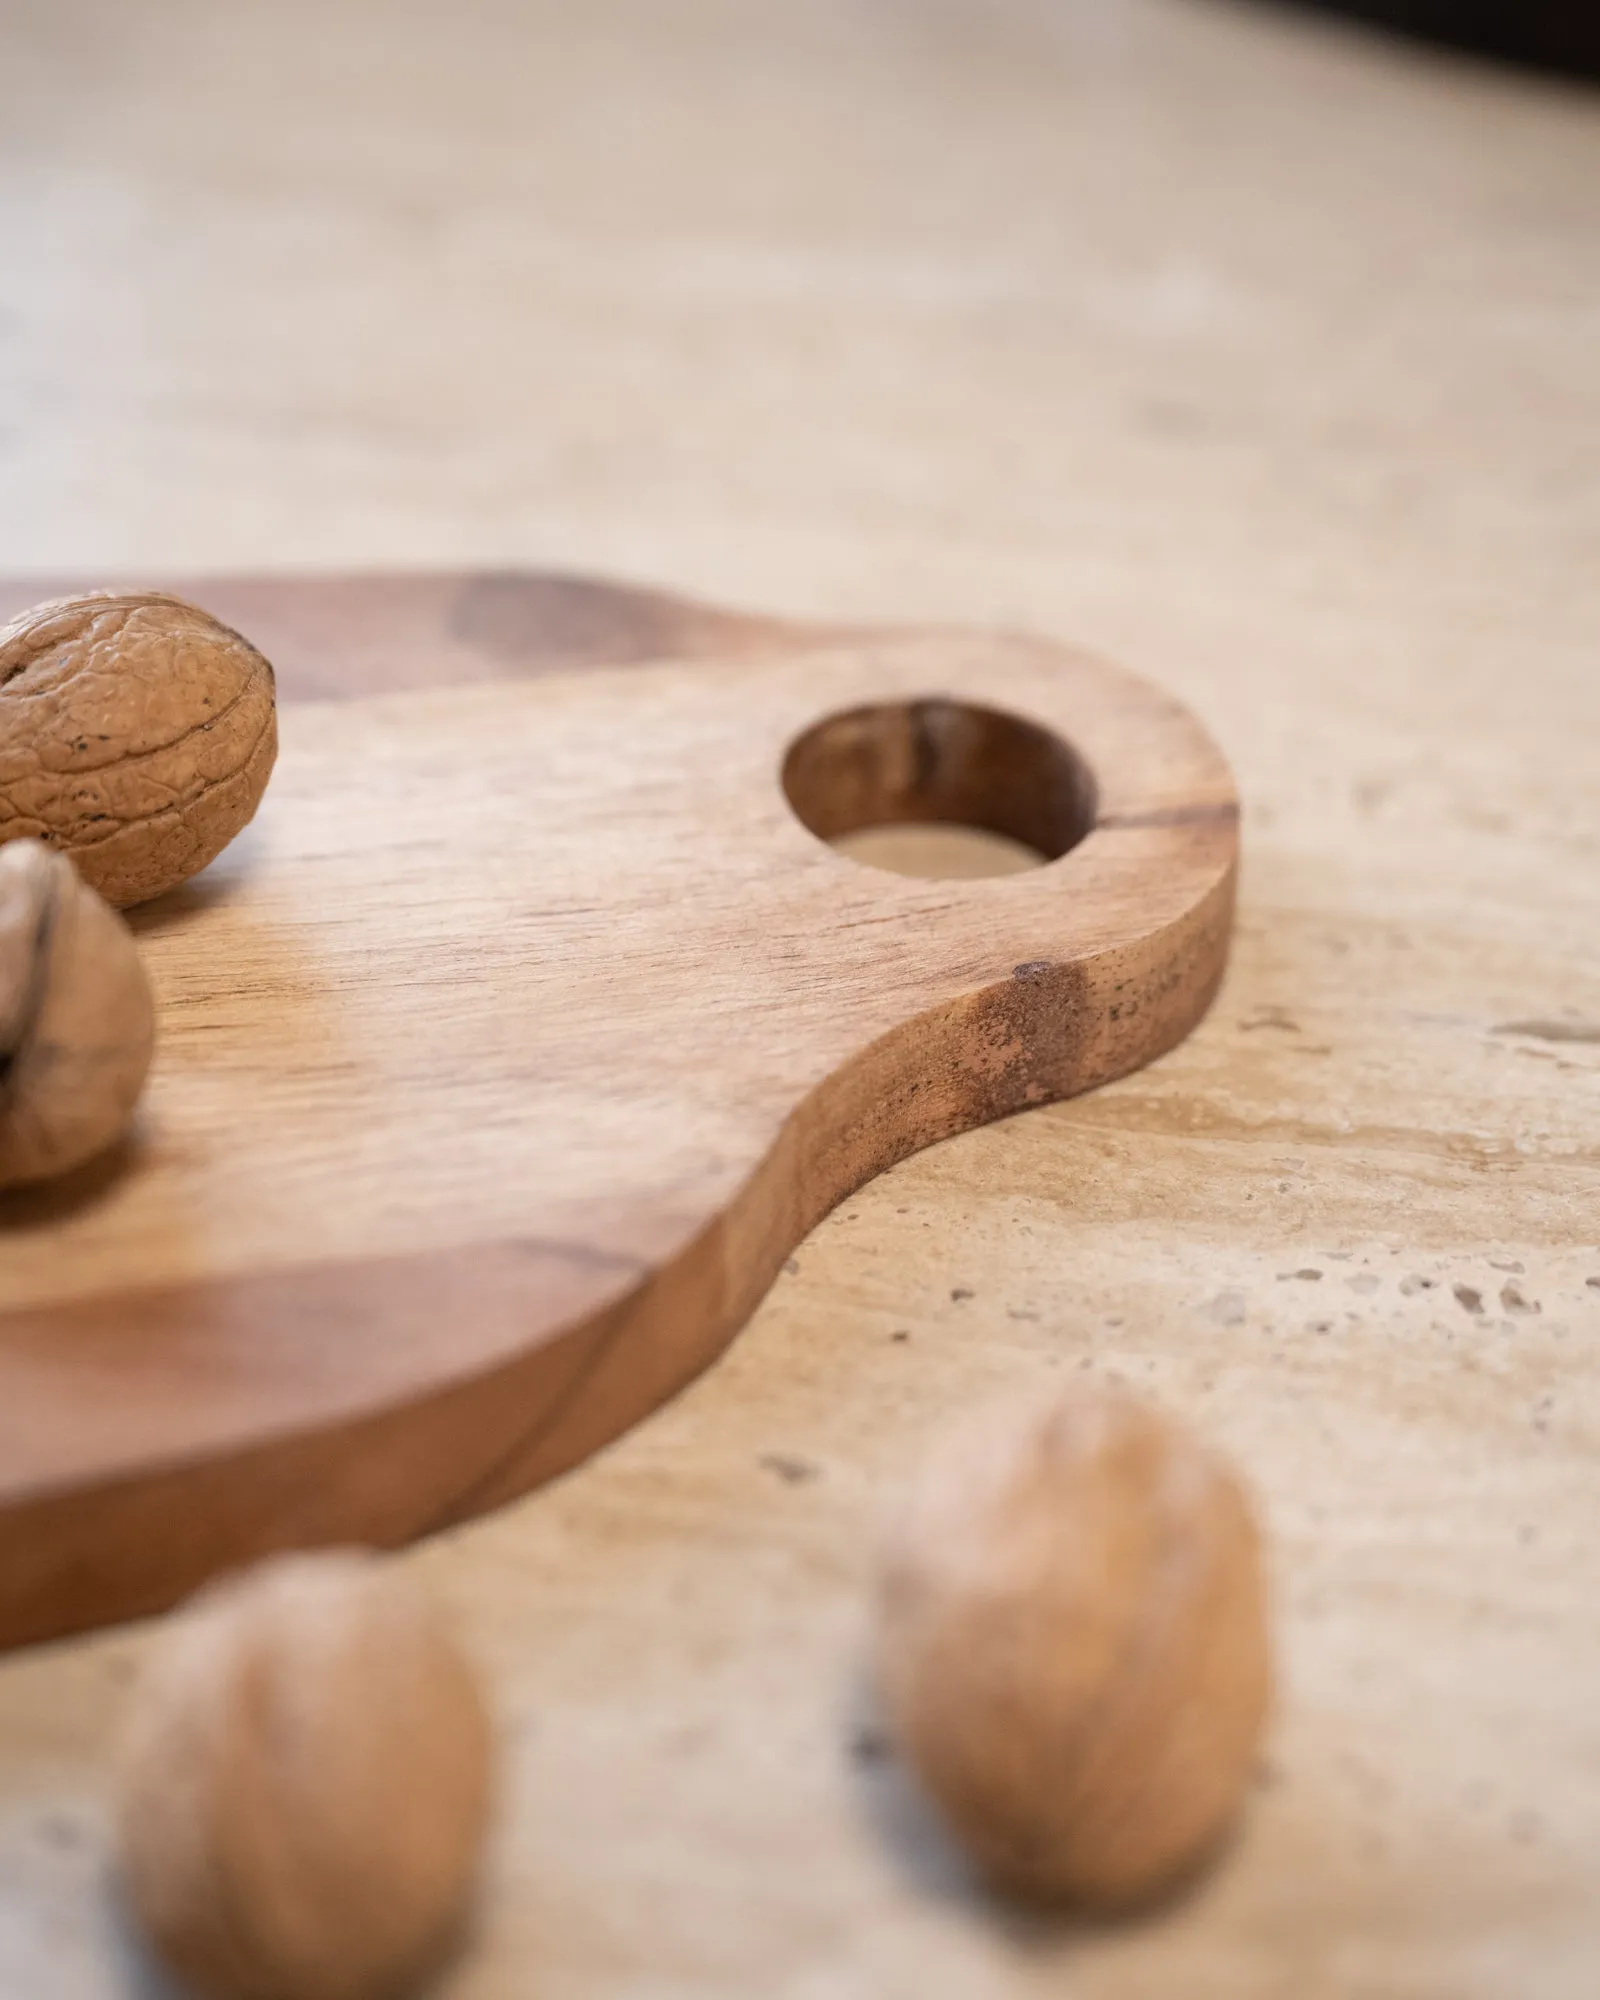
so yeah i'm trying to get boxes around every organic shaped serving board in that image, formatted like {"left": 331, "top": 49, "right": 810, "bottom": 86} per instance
{"left": 0, "top": 572, "right": 1237, "bottom": 1651}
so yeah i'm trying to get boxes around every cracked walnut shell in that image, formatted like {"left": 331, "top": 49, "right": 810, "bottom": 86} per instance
{"left": 117, "top": 1551, "right": 495, "bottom": 2000}
{"left": 0, "top": 590, "right": 277, "bottom": 907}
{"left": 0, "top": 839, "right": 155, "bottom": 1189}
{"left": 877, "top": 1382, "right": 1272, "bottom": 1908}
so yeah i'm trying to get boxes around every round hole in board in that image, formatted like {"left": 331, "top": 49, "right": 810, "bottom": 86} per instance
{"left": 781, "top": 699, "right": 1097, "bottom": 881}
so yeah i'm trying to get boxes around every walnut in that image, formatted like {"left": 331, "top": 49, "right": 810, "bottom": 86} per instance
{"left": 876, "top": 1383, "right": 1272, "bottom": 1908}
{"left": 0, "top": 838, "right": 155, "bottom": 1188}
{"left": 0, "top": 590, "right": 276, "bottom": 906}
{"left": 116, "top": 1551, "right": 494, "bottom": 2000}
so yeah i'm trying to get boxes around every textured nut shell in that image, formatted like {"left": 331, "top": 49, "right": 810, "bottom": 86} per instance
{"left": 117, "top": 1552, "right": 494, "bottom": 2000}
{"left": 877, "top": 1384, "right": 1271, "bottom": 1907}
{"left": 0, "top": 840, "right": 155, "bottom": 1188}
{"left": 0, "top": 591, "right": 277, "bottom": 907}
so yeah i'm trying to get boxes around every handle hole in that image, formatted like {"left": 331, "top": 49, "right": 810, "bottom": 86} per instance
{"left": 781, "top": 699, "right": 1096, "bottom": 880}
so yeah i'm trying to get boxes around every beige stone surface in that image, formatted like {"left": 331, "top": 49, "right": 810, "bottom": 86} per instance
{"left": 0, "top": 1, "right": 1597, "bottom": 1995}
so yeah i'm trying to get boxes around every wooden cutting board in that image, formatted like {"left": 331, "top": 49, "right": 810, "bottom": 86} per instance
{"left": 0, "top": 571, "right": 1237, "bottom": 1651}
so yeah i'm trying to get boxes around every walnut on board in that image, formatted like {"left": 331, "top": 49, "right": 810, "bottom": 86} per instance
{"left": 0, "top": 591, "right": 277, "bottom": 907}
{"left": 0, "top": 838, "right": 155, "bottom": 1189}
{"left": 876, "top": 1382, "right": 1272, "bottom": 1908}
{"left": 116, "top": 1550, "right": 495, "bottom": 2000}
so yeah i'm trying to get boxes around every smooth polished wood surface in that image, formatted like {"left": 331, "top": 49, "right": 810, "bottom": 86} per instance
{"left": 0, "top": 575, "right": 1236, "bottom": 1648}
{"left": 0, "top": 2, "right": 1596, "bottom": 1996}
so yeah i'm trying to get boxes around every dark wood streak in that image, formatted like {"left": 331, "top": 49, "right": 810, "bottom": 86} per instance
{"left": 0, "top": 571, "right": 827, "bottom": 704}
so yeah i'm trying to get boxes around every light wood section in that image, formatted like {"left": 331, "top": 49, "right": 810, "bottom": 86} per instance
{"left": 0, "top": 579, "right": 1236, "bottom": 1647}
{"left": 0, "top": 2, "right": 1597, "bottom": 1997}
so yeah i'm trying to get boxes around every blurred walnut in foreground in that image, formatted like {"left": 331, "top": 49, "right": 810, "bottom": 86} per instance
{"left": 877, "top": 1381, "right": 1272, "bottom": 1908}
{"left": 117, "top": 1551, "right": 494, "bottom": 2000}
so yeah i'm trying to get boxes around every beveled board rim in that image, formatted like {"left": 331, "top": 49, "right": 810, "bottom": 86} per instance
{"left": 0, "top": 571, "right": 1238, "bottom": 1650}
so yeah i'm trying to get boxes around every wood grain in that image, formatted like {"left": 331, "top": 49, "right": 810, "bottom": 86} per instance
{"left": 0, "top": 578, "right": 1236, "bottom": 1649}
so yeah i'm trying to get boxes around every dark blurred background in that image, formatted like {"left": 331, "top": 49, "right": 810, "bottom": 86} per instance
{"left": 1291, "top": 0, "right": 1599, "bottom": 78}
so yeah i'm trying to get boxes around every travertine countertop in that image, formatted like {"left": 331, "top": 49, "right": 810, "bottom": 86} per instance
{"left": 1, "top": 2, "right": 1596, "bottom": 1994}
